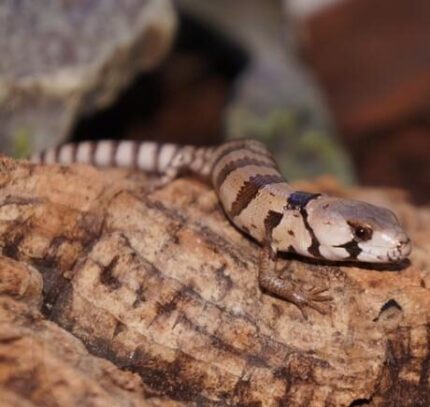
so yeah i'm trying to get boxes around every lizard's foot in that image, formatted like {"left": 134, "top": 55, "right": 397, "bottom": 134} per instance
{"left": 259, "top": 244, "right": 332, "bottom": 318}
{"left": 259, "top": 260, "right": 332, "bottom": 317}
{"left": 282, "top": 283, "right": 332, "bottom": 318}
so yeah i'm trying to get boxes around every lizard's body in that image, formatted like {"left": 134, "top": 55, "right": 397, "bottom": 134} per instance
{"left": 32, "top": 139, "right": 412, "bottom": 316}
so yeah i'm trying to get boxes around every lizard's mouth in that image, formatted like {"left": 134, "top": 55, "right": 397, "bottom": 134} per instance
{"left": 357, "top": 238, "right": 412, "bottom": 263}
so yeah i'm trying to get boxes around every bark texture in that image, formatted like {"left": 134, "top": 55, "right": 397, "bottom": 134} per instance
{"left": 0, "top": 157, "right": 429, "bottom": 406}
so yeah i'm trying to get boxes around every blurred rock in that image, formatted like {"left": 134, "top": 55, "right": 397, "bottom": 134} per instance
{"left": 0, "top": 0, "right": 176, "bottom": 157}
{"left": 72, "top": 11, "right": 246, "bottom": 147}
{"left": 177, "top": 0, "right": 355, "bottom": 184}
{"left": 179, "top": 0, "right": 328, "bottom": 126}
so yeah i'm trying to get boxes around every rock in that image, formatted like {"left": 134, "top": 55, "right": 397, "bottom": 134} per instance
{"left": 0, "top": 0, "right": 176, "bottom": 157}
{"left": 179, "top": 0, "right": 329, "bottom": 127}
{"left": 177, "top": 0, "right": 355, "bottom": 185}
{"left": 0, "top": 156, "right": 429, "bottom": 405}
{"left": 0, "top": 296, "right": 185, "bottom": 406}
{"left": 0, "top": 256, "right": 42, "bottom": 308}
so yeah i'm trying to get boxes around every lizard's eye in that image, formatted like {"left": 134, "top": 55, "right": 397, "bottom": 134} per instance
{"left": 347, "top": 221, "right": 373, "bottom": 241}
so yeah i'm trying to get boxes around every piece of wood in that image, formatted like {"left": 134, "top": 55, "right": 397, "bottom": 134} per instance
{"left": 0, "top": 156, "right": 429, "bottom": 406}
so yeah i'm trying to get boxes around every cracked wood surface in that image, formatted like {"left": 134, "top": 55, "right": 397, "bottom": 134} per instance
{"left": 0, "top": 156, "right": 429, "bottom": 406}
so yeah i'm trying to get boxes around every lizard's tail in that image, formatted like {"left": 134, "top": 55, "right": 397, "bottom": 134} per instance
{"left": 30, "top": 140, "right": 214, "bottom": 177}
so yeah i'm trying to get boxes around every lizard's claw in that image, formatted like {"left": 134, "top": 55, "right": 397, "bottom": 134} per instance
{"left": 289, "top": 284, "right": 333, "bottom": 318}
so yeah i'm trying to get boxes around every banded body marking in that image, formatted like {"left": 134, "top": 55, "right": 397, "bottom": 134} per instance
{"left": 35, "top": 140, "right": 214, "bottom": 179}
{"left": 32, "top": 139, "right": 412, "bottom": 315}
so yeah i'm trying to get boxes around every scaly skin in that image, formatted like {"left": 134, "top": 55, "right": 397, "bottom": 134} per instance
{"left": 31, "top": 139, "right": 412, "bottom": 315}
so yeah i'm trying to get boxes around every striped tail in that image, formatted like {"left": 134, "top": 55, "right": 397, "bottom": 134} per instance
{"left": 30, "top": 140, "right": 214, "bottom": 178}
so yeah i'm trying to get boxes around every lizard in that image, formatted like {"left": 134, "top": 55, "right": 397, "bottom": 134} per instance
{"left": 31, "top": 138, "right": 412, "bottom": 316}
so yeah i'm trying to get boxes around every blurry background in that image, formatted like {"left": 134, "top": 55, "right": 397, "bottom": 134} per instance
{"left": 1, "top": 0, "right": 429, "bottom": 204}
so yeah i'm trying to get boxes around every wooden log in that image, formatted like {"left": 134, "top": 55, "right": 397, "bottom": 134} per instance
{"left": 0, "top": 156, "right": 429, "bottom": 406}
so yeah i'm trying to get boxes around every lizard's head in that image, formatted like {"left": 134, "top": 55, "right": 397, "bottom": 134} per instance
{"left": 306, "top": 196, "right": 411, "bottom": 263}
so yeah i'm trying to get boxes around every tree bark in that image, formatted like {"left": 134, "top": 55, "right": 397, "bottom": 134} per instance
{"left": 0, "top": 157, "right": 429, "bottom": 406}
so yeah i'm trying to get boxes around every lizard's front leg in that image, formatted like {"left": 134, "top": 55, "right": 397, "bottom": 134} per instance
{"left": 258, "top": 243, "right": 332, "bottom": 318}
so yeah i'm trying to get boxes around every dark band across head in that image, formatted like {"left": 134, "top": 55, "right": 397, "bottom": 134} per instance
{"left": 287, "top": 191, "right": 321, "bottom": 211}
{"left": 286, "top": 191, "right": 322, "bottom": 258}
